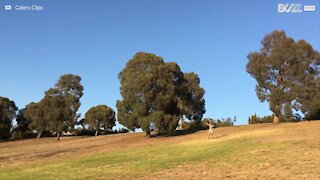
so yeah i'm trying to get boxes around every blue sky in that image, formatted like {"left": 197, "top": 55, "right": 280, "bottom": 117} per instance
{"left": 0, "top": 0, "right": 319, "bottom": 127}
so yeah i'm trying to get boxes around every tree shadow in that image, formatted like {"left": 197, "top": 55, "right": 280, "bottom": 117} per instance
{"left": 149, "top": 129, "right": 203, "bottom": 138}
{"left": 212, "top": 134, "right": 228, "bottom": 139}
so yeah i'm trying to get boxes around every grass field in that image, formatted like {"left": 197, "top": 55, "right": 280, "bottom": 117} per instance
{"left": 0, "top": 121, "right": 319, "bottom": 179}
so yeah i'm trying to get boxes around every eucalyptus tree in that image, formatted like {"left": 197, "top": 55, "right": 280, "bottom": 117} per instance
{"left": 25, "top": 74, "right": 83, "bottom": 140}
{"left": 24, "top": 102, "right": 47, "bottom": 139}
{"left": 247, "top": 31, "right": 320, "bottom": 121}
{"left": 0, "top": 97, "right": 18, "bottom": 140}
{"left": 117, "top": 52, "right": 205, "bottom": 136}
{"left": 43, "top": 74, "right": 84, "bottom": 140}
{"left": 85, "top": 105, "right": 116, "bottom": 136}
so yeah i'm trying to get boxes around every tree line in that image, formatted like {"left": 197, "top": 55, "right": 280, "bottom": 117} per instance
{"left": 1, "top": 30, "right": 319, "bottom": 141}
{"left": 248, "top": 114, "right": 273, "bottom": 124}
{"left": 0, "top": 52, "right": 206, "bottom": 140}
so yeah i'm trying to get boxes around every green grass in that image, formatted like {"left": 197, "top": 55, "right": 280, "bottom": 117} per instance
{"left": 0, "top": 138, "right": 256, "bottom": 179}
{"left": 2, "top": 122, "right": 319, "bottom": 179}
{"left": 0, "top": 134, "right": 288, "bottom": 180}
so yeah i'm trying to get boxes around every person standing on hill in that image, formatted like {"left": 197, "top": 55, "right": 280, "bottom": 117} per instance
{"left": 206, "top": 120, "right": 215, "bottom": 138}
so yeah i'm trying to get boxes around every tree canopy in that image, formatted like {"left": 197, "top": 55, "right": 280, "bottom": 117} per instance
{"left": 45, "top": 74, "right": 83, "bottom": 140}
{"left": 24, "top": 102, "right": 47, "bottom": 138}
{"left": 85, "top": 105, "right": 116, "bottom": 136}
{"left": 117, "top": 52, "right": 205, "bottom": 135}
{"left": 25, "top": 74, "right": 83, "bottom": 140}
{"left": 12, "top": 107, "right": 33, "bottom": 139}
{"left": 15, "top": 108, "right": 30, "bottom": 133}
{"left": 247, "top": 31, "right": 320, "bottom": 121}
{"left": 0, "top": 97, "right": 18, "bottom": 140}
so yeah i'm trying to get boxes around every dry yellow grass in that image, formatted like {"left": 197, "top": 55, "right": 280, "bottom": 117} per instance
{"left": 0, "top": 121, "right": 319, "bottom": 179}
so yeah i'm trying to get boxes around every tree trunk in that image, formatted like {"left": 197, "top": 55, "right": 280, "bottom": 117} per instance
{"left": 273, "top": 114, "right": 280, "bottom": 123}
{"left": 273, "top": 104, "right": 281, "bottom": 123}
{"left": 95, "top": 130, "right": 98, "bottom": 136}
{"left": 37, "top": 130, "right": 42, "bottom": 139}
{"left": 178, "top": 114, "right": 183, "bottom": 130}
{"left": 56, "top": 132, "right": 61, "bottom": 141}
{"left": 146, "top": 130, "right": 150, "bottom": 137}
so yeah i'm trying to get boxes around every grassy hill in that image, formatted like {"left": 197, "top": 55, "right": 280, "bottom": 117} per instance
{"left": 0, "top": 121, "right": 319, "bottom": 179}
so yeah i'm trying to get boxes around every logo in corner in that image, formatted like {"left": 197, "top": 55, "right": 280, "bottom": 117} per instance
{"left": 278, "top": 3, "right": 303, "bottom": 13}
{"left": 4, "top": 5, "right": 12, "bottom": 11}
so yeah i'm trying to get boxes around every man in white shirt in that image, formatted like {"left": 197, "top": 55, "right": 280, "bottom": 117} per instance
{"left": 206, "top": 120, "right": 215, "bottom": 138}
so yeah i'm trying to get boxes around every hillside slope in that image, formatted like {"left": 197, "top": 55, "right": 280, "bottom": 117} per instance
{"left": 0, "top": 121, "right": 319, "bottom": 179}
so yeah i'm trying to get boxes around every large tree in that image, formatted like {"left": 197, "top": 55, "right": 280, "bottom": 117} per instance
{"left": 24, "top": 74, "right": 83, "bottom": 140}
{"left": 24, "top": 102, "right": 47, "bottom": 139}
{"left": 43, "top": 74, "right": 84, "bottom": 140}
{"left": 117, "top": 52, "right": 205, "bottom": 136}
{"left": 0, "top": 97, "right": 18, "bottom": 140}
{"left": 42, "top": 92, "right": 68, "bottom": 141}
{"left": 247, "top": 30, "right": 320, "bottom": 121}
{"left": 53, "top": 74, "right": 83, "bottom": 127}
{"left": 85, "top": 105, "right": 116, "bottom": 136}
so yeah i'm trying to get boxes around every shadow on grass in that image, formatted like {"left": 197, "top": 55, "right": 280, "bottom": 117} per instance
{"left": 212, "top": 134, "right": 228, "bottom": 139}
{"left": 149, "top": 128, "right": 205, "bottom": 138}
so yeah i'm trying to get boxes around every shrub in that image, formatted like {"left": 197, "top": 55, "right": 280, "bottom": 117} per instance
{"left": 215, "top": 117, "right": 235, "bottom": 127}
{"left": 118, "top": 128, "right": 129, "bottom": 134}
{"left": 248, "top": 114, "right": 273, "bottom": 124}
{"left": 11, "top": 130, "right": 35, "bottom": 140}
{"left": 202, "top": 117, "right": 236, "bottom": 128}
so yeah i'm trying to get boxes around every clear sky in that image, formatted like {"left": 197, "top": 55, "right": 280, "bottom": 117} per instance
{"left": 0, "top": 0, "right": 319, "bottom": 127}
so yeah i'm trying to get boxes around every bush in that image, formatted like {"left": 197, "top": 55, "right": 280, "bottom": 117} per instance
{"left": 184, "top": 121, "right": 207, "bottom": 131}
{"left": 71, "top": 128, "right": 95, "bottom": 136}
{"left": 100, "top": 129, "right": 118, "bottom": 135}
{"left": 42, "top": 130, "right": 55, "bottom": 137}
{"left": 215, "top": 117, "right": 235, "bottom": 127}
{"left": 183, "top": 119, "right": 212, "bottom": 132}
{"left": 11, "top": 131, "right": 23, "bottom": 140}
{"left": 71, "top": 127, "right": 130, "bottom": 136}
{"left": 11, "top": 130, "right": 35, "bottom": 140}
{"left": 202, "top": 117, "right": 236, "bottom": 128}
{"left": 118, "top": 128, "right": 129, "bottom": 134}
{"left": 248, "top": 114, "right": 273, "bottom": 124}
